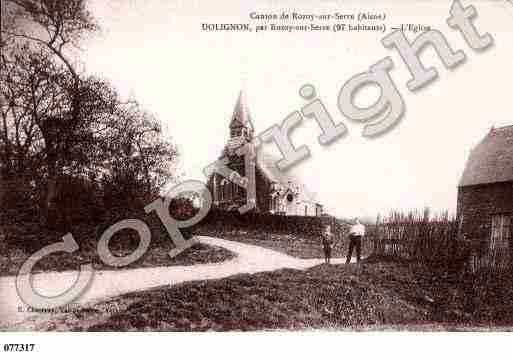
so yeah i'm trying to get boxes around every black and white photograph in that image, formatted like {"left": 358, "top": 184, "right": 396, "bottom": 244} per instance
{"left": 0, "top": 0, "right": 512, "bottom": 357}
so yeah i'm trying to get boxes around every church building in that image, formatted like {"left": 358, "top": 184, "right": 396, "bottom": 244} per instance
{"left": 207, "top": 91, "right": 323, "bottom": 216}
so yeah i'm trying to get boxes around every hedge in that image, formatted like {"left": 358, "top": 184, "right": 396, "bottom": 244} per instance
{"left": 194, "top": 209, "right": 349, "bottom": 239}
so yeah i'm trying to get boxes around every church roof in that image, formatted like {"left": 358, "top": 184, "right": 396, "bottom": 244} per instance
{"left": 230, "top": 91, "right": 253, "bottom": 130}
{"left": 217, "top": 90, "right": 320, "bottom": 206}
{"left": 256, "top": 151, "right": 317, "bottom": 203}
{"left": 224, "top": 136, "right": 247, "bottom": 153}
{"left": 459, "top": 125, "right": 513, "bottom": 187}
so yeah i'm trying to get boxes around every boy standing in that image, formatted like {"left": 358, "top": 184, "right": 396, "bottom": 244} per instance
{"left": 322, "top": 225, "right": 334, "bottom": 264}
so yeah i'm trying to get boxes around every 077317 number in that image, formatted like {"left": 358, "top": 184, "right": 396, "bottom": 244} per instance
{"left": 3, "top": 344, "right": 35, "bottom": 352}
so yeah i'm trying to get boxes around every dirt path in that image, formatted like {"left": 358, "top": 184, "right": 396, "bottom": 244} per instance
{"left": 0, "top": 236, "right": 357, "bottom": 329}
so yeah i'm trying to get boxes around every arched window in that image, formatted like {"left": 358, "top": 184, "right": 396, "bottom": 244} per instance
{"left": 213, "top": 176, "right": 218, "bottom": 203}
{"left": 223, "top": 179, "right": 233, "bottom": 200}
{"left": 227, "top": 181, "right": 233, "bottom": 200}
{"left": 220, "top": 179, "right": 228, "bottom": 201}
{"left": 273, "top": 196, "right": 280, "bottom": 213}
{"left": 232, "top": 182, "right": 239, "bottom": 199}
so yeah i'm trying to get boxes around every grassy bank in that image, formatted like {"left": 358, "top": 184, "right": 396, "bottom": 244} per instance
{"left": 0, "top": 241, "right": 235, "bottom": 277}
{"left": 0, "top": 222, "right": 235, "bottom": 276}
{"left": 195, "top": 228, "right": 374, "bottom": 259}
{"left": 11, "top": 259, "right": 513, "bottom": 331}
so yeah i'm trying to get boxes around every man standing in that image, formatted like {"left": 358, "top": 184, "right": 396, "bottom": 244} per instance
{"left": 346, "top": 218, "right": 365, "bottom": 264}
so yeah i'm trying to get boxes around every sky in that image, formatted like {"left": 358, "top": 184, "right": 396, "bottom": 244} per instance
{"left": 80, "top": 0, "right": 513, "bottom": 219}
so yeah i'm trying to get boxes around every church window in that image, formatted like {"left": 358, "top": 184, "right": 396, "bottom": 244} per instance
{"left": 231, "top": 126, "right": 242, "bottom": 138}
{"left": 213, "top": 176, "right": 218, "bottom": 202}
{"left": 225, "top": 180, "right": 231, "bottom": 200}
{"left": 230, "top": 182, "right": 235, "bottom": 199}
{"left": 220, "top": 179, "right": 228, "bottom": 201}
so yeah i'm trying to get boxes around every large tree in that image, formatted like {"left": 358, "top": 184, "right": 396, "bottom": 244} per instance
{"left": 0, "top": 44, "right": 119, "bottom": 223}
{"left": 1, "top": 0, "right": 179, "bottom": 228}
{"left": 100, "top": 103, "right": 179, "bottom": 213}
{"left": 1, "top": 0, "right": 98, "bottom": 225}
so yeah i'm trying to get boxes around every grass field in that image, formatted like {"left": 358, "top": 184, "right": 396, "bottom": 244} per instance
{"left": 0, "top": 220, "right": 235, "bottom": 276}
{"left": 1, "top": 238, "right": 235, "bottom": 277}
{"left": 12, "top": 258, "right": 513, "bottom": 331}
{"left": 5, "top": 226, "right": 512, "bottom": 331}
{"left": 195, "top": 228, "right": 374, "bottom": 259}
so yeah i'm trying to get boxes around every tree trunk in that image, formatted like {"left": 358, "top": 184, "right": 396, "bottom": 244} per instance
{"left": 42, "top": 150, "right": 59, "bottom": 229}
{"left": 0, "top": 169, "right": 5, "bottom": 215}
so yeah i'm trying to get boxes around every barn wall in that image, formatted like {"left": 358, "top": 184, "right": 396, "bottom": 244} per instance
{"left": 457, "top": 181, "right": 513, "bottom": 246}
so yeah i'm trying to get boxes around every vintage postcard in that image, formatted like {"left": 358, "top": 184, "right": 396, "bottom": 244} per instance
{"left": 0, "top": 0, "right": 512, "bottom": 356}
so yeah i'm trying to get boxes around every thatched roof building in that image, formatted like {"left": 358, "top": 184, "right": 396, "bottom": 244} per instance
{"left": 459, "top": 125, "right": 513, "bottom": 186}
{"left": 457, "top": 125, "right": 513, "bottom": 270}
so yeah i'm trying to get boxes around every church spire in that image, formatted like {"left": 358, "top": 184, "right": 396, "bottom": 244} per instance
{"left": 230, "top": 90, "right": 253, "bottom": 133}
{"left": 223, "top": 90, "right": 254, "bottom": 156}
